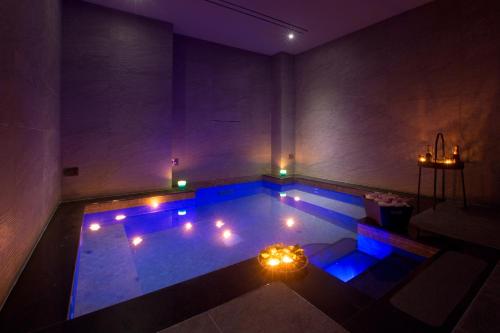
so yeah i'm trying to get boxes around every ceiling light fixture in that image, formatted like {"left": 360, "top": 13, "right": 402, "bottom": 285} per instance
{"left": 288, "top": 33, "right": 295, "bottom": 40}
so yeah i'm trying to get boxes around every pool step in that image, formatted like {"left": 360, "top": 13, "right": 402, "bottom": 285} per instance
{"left": 279, "top": 191, "right": 365, "bottom": 232}
{"left": 285, "top": 190, "right": 366, "bottom": 219}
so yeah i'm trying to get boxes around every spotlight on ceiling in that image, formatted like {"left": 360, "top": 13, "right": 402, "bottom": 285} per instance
{"left": 288, "top": 32, "right": 295, "bottom": 40}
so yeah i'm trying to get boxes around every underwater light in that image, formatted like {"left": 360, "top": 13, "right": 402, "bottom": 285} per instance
{"left": 294, "top": 196, "right": 300, "bottom": 202}
{"left": 215, "top": 220, "right": 224, "bottom": 228}
{"left": 184, "top": 222, "right": 193, "bottom": 231}
{"left": 286, "top": 218, "right": 295, "bottom": 228}
{"left": 177, "top": 180, "right": 187, "bottom": 189}
{"left": 279, "top": 192, "right": 287, "bottom": 198}
{"left": 279, "top": 169, "right": 287, "bottom": 177}
{"left": 115, "top": 214, "right": 126, "bottom": 221}
{"left": 89, "top": 223, "right": 101, "bottom": 231}
{"left": 177, "top": 209, "right": 187, "bottom": 216}
{"left": 222, "top": 229, "right": 232, "bottom": 239}
{"left": 132, "top": 237, "right": 143, "bottom": 246}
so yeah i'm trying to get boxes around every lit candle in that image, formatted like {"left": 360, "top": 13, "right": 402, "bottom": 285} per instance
{"left": 267, "top": 258, "right": 280, "bottom": 267}
{"left": 215, "top": 220, "right": 224, "bottom": 228}
{"left": 177, "top": 180, "right": 187, "bottom": 189}
{"left": 294, "top": 196, "right": 301, "bottom": 202}
{"left": 286, "top": 218, "right": 295, "bottom": 228}
{"left": 279, "top": 192, "right": 287, "bottom": 198}
{"left": 279, "top": 169, "right": 287, "bottom": 177}
{"left": 184, "top": 222, "right": 193, "bottom": 231}
{"left": 282, "top": 255, "right": 293, "bottom": 264}
{"left": 177, "top": 209, "right": 187, "bottom": 216}
{"left": 418, "top": 155, "right": 426, "bottom": 163}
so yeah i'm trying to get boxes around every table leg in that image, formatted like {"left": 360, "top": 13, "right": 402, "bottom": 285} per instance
{"left": 442, "top": 169, "right": 445, "bottom": 201}
{"left": 417, "top": 166, "right": 422, "bottom": 213}
{"left": 433, "top": 167, "right": 437, "bottom": 210}
{"left": 461, "top": 169, "right": 467, "bottom": 209}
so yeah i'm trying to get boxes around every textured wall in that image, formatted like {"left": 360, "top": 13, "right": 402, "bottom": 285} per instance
{"left": 295, "top": 0, "right": 500, "bottom": 204}
{"left": 61, "top": 0, "right": 173, "bottom": 200}
{"left": 172, "top": 35, "right": 272, "bottom": 183}
{"left": 271, "top": 53, "right": 296, "bottom": 176}
{"left": 0, "top": 0, "right": 61, "bottom": 307}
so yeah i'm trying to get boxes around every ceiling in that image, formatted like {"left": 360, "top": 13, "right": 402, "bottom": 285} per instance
{"left": 83, "top": 0, "right": 433, "bottom": 55}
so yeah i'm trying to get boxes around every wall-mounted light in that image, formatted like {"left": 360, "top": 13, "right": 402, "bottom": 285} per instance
{"left": 115, "top": 214, "right": 126, "bottom": 221}
{"left": 288, "top": 33, "right": 295, "bottom": 40}
{"left": 177, "top": 180, "right": 187, "bottom": 190}
{"left": 177, "top": 209, "right": 187, "bottom": 216}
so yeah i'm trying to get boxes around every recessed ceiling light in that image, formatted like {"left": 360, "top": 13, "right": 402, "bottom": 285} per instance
{"left": 288, "top": 33, "right": 295, "bottom": 40}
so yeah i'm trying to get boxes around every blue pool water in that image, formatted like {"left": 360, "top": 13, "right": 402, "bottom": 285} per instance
{"left": 70, "top": 181, "right": 422, "bottom": 318}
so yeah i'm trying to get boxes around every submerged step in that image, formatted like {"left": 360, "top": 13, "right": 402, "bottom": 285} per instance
{"left": 284, "top": 190, "right": 366, "bottom": 220}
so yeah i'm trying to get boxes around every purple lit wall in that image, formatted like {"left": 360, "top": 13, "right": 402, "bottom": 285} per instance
{"left": 271, "top": 53, "right": 296, "bottom": 175}
{"left": 0, "top": 0, "right": 61, "bottom": 307}
{"left": 172, "top": 35, "right": 272, "bottom": 183}
{"left": 295, "top": 0, "right": 500, "bottom": 204}
{"left": 61, "top": 0, "right": 173, "bottom": 199}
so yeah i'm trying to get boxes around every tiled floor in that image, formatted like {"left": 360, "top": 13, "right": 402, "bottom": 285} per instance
{"left": 453, "top": 262, "right": 500, "bottom": 333}
{"left": 411, "top": 202, "right": 500, "bottom": 250}
{"left": 159, "top": 282, "right": 348, "bottom": 333}
{"left": 391, "top": 251, "right": 487, "bottom": 326}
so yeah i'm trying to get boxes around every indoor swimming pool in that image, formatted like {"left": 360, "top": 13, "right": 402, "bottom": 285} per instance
{"left": 69, "top": 181, "right": 423, "bottom": 318}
